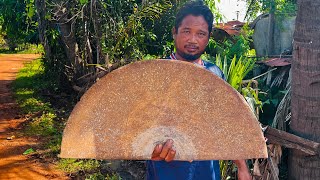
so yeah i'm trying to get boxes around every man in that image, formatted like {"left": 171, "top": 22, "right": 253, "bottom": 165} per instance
{"left": 146, "top": 1, "right": 252, "bottom": 180}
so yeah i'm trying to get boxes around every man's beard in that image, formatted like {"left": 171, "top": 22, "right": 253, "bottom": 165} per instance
{"left": 176, "top": 48, "right": 204, "bottom": 62}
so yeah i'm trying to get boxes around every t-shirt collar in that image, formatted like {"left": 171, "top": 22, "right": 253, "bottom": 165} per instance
{"left": 170, "top": 52, "right": 204, "bottom": 66}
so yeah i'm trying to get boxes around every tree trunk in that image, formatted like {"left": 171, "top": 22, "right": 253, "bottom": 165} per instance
{"left": 55, "top": 3, "right": 83, "bottom": 80}
{"left": 35, "top": 0, "right": 51, "bottom": 59}
{"left": 267, "top": 1, "right": 275, "bottom": 55}
{"left": 288, "top": 0, "right": 320, "bottom": 179}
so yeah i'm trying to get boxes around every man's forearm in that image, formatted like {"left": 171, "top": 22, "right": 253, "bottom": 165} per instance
{"left": 234, "top": 160, "right": 252, "bottom": 180}
{"left": 234, "top": 159, "right": 247, "bottom": 169}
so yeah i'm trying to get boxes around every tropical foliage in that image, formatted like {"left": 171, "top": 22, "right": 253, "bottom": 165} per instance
{"left": 245, "top": 0, "right": 297, "bottom": 20}
{"left": 0, "top": 0, "right": 38, "bottom": 50}
{"left": 32, "top": 0, "right": 192, "bottom": 92}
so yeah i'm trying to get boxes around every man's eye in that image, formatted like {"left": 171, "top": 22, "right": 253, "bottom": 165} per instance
{"left": 198, "top": 32, "right": 206, "bottom": 37}
{"left": 183, "top": 30, "right": 190, "bottom": 34}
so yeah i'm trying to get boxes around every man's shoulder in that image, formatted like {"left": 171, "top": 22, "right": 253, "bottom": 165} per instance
{"left": 163, "top": 57, "right": 226, "bottom": 80}
{"left": 202, "top": 60, "right": 225, "bottom": 80}
{"left": 202, "top": 60, "right": 217, "bottom": 68}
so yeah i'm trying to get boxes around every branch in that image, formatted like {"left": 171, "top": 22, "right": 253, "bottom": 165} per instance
{"left": 264, "top": 126, "right": 320, "bottom": 156}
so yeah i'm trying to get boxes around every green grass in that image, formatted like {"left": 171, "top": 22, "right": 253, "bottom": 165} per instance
{"left": 45, "top": 134, "right": 63, "bottom": 154}
{"left": 13, "top": 60, "right": 53, "bottom": 92}
{"left": 25, "top": 112, "right": 57, "bottom": 136}
{"left": 0, "top": 44, "right": 44, "bottom": 54}
{"left": 58, "top": 159, "right": 101, "bottom": 174}
{"left": 12, "top": 57, "right": 118, "bottom": 179}
{"left": 13, "top": 59, "right": 57, "bottom": 134}
{"left": 12, "top": 58, "right": 65, "bottom": 137}
{"left": 12, "top": 58, "right": 63, "bottom": 156}
{"left": 58, "top": 159, "right": 122, "bottom": 180}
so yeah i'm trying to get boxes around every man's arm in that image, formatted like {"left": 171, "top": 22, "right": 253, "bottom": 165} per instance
{"left": 234, "top": 160, "right": 252, "bottom": 180}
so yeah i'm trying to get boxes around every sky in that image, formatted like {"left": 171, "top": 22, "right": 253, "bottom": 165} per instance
{"left": 216, "top": 0, "right": 248, "bottom": 22}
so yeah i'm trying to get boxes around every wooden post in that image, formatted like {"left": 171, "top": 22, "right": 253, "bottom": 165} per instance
{"left": 267, "top": 1, "right": 275, "bottom": 55}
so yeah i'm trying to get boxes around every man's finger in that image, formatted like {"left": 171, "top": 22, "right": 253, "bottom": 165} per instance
{"left": 151, "top": 144, "right": 163, "bottom": 159}
{"left": 159, "top": 139, "right": 173, "bottom": 159}
{"left": 165, "top": 149, "right": 176, "bottom": 162}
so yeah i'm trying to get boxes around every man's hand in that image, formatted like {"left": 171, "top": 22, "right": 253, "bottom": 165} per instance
{"left": 234, "top": 160, "right": 252, "bottom": 180}
{"left": 151, "top": 139, "right": 176, "bottom": 162}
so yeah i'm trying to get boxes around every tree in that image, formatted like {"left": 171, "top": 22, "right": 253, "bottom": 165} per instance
{"left": 288, "top": 0, "right": 320, "bottom": 179}
{"left": 244, "top": 0, "right": 297, "bottom": 21}
{"left": 34, "top": 0, "right": 175, "bottom": 91}
{"left": 0, "top": 0, "right": 37, "bottom": 50}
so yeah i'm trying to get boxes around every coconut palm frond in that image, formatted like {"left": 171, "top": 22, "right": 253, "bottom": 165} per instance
{"left": 266, "top": 67, "right": 273, "bottom": 86}
{"left": 272, "top": 69, "right": 291, "bottom": 131}
{"left": 138, "top": 2, "right": 171, "bottom": 20}
{"left": 128, "top": 2, "right": 171, "bottom": 29}
{"left": 252, "top": 68, "right": 278, "bottom": 80}
{"left": 272, "top": 87, "right": 291, "bottom": 130}
{"left": 270, "top": 67, "right": 289, "bottom": 88}
{"left": 285, "top": 67, "right": 292, "bottom": 89}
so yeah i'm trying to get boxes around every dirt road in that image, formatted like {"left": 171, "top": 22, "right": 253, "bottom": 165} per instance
{"left": 0, "top": 54, "right": 68, "bottom": 179}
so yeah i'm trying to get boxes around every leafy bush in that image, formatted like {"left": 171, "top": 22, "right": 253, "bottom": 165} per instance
{"left": 25, "top": 112, "right": 57, "bottom": 136}
{"left": 206, "top": 23, "right": 254, "bottom": 61}
{"left": 245, "top": 0, "right": 297, "bottom": 21}
{"left": 0, "top": 0, "right": 38, "bottom": 50}
{"left": 19, "top": 97, "right": 51, "bottom": 114}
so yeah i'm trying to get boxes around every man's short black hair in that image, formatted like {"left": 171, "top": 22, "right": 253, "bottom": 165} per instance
{"left": 174, "top": 1, "right": 214, "bottom": 35}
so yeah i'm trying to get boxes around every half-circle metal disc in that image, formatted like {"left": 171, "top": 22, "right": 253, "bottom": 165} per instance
{"left": 60, "top": 60, "right": 267, "bottom": 160}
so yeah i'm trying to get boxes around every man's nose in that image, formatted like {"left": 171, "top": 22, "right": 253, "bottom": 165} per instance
{"left": 187, "top": 33, "right": 197, "bottom": 43}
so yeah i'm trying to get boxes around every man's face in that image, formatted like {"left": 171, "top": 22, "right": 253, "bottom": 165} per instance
{"left": 173, "top": 15, "right": 210, "bottom": 62}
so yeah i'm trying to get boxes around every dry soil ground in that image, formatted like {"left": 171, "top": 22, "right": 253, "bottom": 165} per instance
{"left": 0, "top": 54, "right": 68, "bottom": 179}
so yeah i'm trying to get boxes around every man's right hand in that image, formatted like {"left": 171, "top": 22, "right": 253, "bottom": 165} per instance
{"left": 151, "top": 139, "right": 176, "bottom": 162}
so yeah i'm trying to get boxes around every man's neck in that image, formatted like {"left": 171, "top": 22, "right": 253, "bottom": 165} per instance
{"left": 174, "top": 53, "right": 203, "bottom": 65}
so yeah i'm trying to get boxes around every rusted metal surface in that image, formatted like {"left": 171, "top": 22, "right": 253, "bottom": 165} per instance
{"left": 256, "top": 58, "right": 292, "bottom": 67}
{"left": 213, "top": 20, "right": 245, "bottom": 36}
{"left": 60, "top": 60, "right": 267, "bottom": 161}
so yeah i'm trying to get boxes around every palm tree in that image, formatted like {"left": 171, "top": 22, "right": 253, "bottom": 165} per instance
{"left": 288, "top": 0, "right": 320, "bottom": 179}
